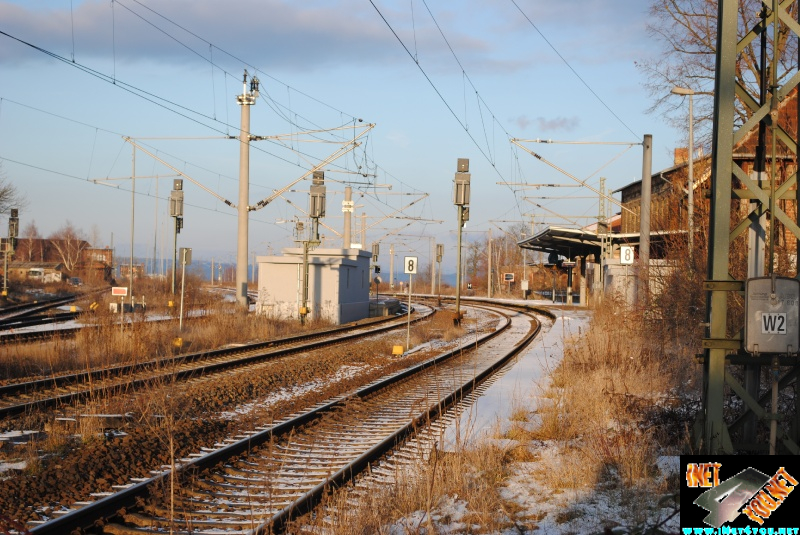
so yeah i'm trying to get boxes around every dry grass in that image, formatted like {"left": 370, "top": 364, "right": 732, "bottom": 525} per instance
{"left": 395, "top": 309, "right": 466, "bottom": 352}
{"left": 0, "top": 285, "right": 334, "bottom": 383}
{"left": 546, "top": 314, "right": 684, "bottom": 512}
{"left": 528, "top": 297, "right": 696, "bottom": 493}
{"left": 289, "top": 298, "right": 692, "bottom": 533}
{"left": 292, "top": 439, "right": 530, "bottom": 535}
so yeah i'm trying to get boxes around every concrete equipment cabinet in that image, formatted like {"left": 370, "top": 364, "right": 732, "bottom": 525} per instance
{"left": 744, "top": 276, "right": 800, "bottom": 355}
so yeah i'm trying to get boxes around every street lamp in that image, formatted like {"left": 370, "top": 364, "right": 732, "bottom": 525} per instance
{"left": 671, "top": 86, "right": 695, "bottom": 259}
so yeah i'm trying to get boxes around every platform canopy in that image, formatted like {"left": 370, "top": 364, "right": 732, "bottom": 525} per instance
{"left": 518, "top": 225, "right": 683, "bottom": 261}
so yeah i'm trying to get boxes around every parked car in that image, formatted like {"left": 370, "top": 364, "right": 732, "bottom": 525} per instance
{"left": 69, "top": 277, "right": 83, "bottom": 286}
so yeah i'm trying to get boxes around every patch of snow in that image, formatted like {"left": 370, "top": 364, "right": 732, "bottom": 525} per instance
{"left": 441, "top": 307, "right": 591, "bottom": 448}
{"left": 0, "top": 460, "right": 27, "bottom": 474}
{"left": 217, "top": 364, "right": 369, "bottom": 419}
{"left": 657, "top": 455, "right": 680, "bottom": 478}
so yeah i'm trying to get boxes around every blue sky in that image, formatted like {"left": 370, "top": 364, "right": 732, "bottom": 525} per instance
{"left": 0, "top": 0, "right": 684, "bottom": 273}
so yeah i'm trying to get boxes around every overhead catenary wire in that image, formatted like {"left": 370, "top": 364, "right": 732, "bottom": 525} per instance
{"left": 508, "top": 0, "right": 640, "bottom": 140}
{"left": 2, "top": 94, "right": 425, "bottom": 227}
{"left": 0, "top": 155, "right": 282, "bottom": 227}
{"left": 0, "top": 1, "right": 442, "bottom": 227}
{"left": 367, "top": 0, "right": 509, "bottom": 184}
{"left": 511, "top": 139, "right": 635, "bottom": 215}
{"left": 2, "top": 5, "right": 486, "bottom": 245}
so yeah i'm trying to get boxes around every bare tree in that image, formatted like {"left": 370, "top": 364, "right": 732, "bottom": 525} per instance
{"left": 17, "top": 220, "right": 43, "bottom": 262}
{"left": 48, "top": 221, "right": 89, "bottom": 273}
{"left": 640, "top": 0, "right": 798, "bottom": 144}
{"left": 0, "top": 165, "right": 24, "bottom": 217}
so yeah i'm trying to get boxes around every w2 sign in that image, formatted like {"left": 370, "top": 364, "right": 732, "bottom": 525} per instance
{"left": 744, "top": 276, "right": 799, "bottom": 354}
{"left": 761, "top": 313, "right": 787, "bottom": 335}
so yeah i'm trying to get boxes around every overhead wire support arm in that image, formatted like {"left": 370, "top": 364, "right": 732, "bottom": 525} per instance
{"left": 496, "top": 182, "right": 581, "bottom": 188}
{"left": 122, "top": 137, "right": 237, "bottom": 207}
{"left": 360, "top": 193, "right": 431, "bottom": 233}
{"left": 513, "top": 138, "right": 641, "bottom": 146}
{"left": 275, "top": 193, "right": 343, "bottom": 238}
{"left": 511, "top": 138, "right": 635, "bottom": 215}
{"left": 373, "top": 221, "right": 416, "bottom": 243}
{"left": 388, "top": 216, "right": 444, "bottom": 223}
{"left": 250, "top": 126, "right": 374, "bottom": 212}
{"left": 262, "top": 123, "right": 376, "bottom": 142}
{"left": 523, "top": 199, "right": 585, "bottom": 226}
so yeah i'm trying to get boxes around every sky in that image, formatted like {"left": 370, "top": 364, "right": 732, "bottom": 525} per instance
{"left": 0, "top": 0, "right": 685, "bottom": 275}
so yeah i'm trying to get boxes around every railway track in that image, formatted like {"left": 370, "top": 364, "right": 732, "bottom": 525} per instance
{"left": 0, "top": 310, "right": 81, "bottom": 331}
{"left": 0, "top": 305, "right": 430, "bottom": 422}
{"left": 24, "top": 301, "right": 547, "bottom": 535}
{"left": 0, "top": 294, "right": 79, "bottom": 323}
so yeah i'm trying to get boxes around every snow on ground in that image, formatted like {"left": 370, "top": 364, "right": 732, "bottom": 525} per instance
{"left": 0, "top": 430, "right": 41, "bottom": 475}
{"left": 442, "top": 299, "right": 590, "bottom": 448}
{"left": 0, "top": 460, "right": 27, "bottom": 474}
{"left": 388, "top": 300, "right": 680, "bottom": 535}
{"left": 217, "top": 364, "right": 370, "bottom": 419}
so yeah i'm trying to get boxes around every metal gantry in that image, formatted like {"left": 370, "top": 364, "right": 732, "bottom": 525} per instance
{"left": 703, "top": 0, "right": 800, "bottom": 454}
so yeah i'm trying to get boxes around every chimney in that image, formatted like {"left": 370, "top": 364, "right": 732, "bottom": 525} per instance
{"left": 674, "top": 147, "right": 689, "bottom": 165}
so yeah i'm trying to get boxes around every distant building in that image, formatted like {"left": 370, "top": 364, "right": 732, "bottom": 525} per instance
{"left": 81, "top": 248, "right": 114, "bottom": 281}
{"left": 5, "top": 262, "right": 66, "bottom": 283}
{"left": 119, "top": 263, "right": 146, "bottom": 280}
{"left": 11, "top": 238, "right": 114, "bottom": 281}
{"left": 520, "top": 87, "right": 800, "bottom": 304}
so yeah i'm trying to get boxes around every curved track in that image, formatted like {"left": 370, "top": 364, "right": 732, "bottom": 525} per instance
{"left": 25, "top": 301, "right": 548, "bottom": 535}
{"left": 0, "top": 307, "right": 430, "bottom": 422}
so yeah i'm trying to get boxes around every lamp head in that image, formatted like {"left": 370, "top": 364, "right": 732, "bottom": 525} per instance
{"left": 671, "top": 86, "right": 694, "bottom": 96}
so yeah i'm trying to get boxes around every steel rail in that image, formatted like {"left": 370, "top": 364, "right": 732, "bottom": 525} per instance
{"left": 28, "top": 302, "right": 548, "bottom": 535}
{"left": 0, "top": 311, "right": 80, "bottom": 330}
{"left": 0, "top": 294, "right": 78, "bottom": 323}
{"left": 0, "top": 306, "right": 433, "bottom": 420}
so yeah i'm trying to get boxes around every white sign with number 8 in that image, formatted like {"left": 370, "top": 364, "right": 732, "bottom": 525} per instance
{"left": 620, "top": 245, "right": 634, "bottom": 265}
{"left": 404, "top": 256, "right": 418, "bottom": 274}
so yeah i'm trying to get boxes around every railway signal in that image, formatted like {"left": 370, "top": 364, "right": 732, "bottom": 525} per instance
{"left": 3, "top": 208, "right": 18, "bottom": 297}
{"left": 170, "top": 179, "right": 184, "bottom": 295}
{"left": 454, "top": 158, "right": 470, "bottom": 322}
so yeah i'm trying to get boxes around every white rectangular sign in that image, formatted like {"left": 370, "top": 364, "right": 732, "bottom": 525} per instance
{"left": 761, "top": 313, "right": 787, "bottom": 335}
{"left": 404, "top": 256, "right": 418, "bottom": 274}
{"left": 620, "top": 245, "right": 634, "bottom": 265}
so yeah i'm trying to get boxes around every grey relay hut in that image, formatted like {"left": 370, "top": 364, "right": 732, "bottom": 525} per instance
{"left": 255, "top": 247, "right": 372, "bottom": 324}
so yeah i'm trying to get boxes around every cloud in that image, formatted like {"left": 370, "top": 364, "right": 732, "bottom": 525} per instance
{"left": 515, "top": 115, "right": 532, "bottom": 130}
{"left": 512, "top": 114, "right": 579, "bottom": 132}
{"left": 0, "top": 0, "right": 413, "bottom": 70}
{"left": 537, "top": 116, "right": 579, "bottom": 132}
{"left": 0, "top": 0, "right": 547, "bottom": 76}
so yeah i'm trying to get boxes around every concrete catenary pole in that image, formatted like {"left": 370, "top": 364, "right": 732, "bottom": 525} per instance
{"left": 487, "top": 228, "right": 492, "bottom": 298}
{"left": 361, "top": 212, "right": 366, "bottom": 247}
{"left": 130, "top": 144, "right": 135, "bottom": 308}
{"left": 343, "top": 186, "right": 352, "bottom": 248}
{"left": 236, "top": 70, "right": 258, "bottom": 309}
{"left": 638, "top": 134, "right": 653, "bottom": 304}
{"left": 390, "top": 243, "right": 395, "bottom": 289}
{"left": 430, "top": 239, "right": 435, "bottom": 294}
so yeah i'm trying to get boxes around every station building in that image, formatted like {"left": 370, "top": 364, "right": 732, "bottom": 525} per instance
{"left": 519, "top": 109, "right": 799, "bottom": 305}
